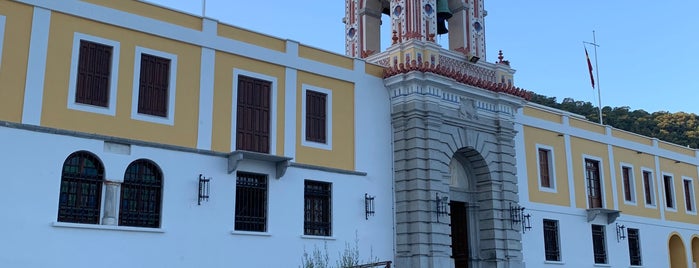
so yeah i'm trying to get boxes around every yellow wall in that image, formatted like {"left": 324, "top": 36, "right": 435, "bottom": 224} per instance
{"left": 570, "top": 137, "right": 613, "bottom": 209}
{"left": 660, "top": 158, "right": 699, "bottom": 223}
{"left": 611, "top": 129, "right": 654, "bottom": 146}
{"left": 295, "top": 71, "right": 355, "bottom": 171}
{"left": 523, "top": 126, "right": 569, "bottom": 206}
{"left": 365, "top": 63, "right": 384, "bottom": 78}
{"left": 298, "top": 45, "right": 354, "bottom": 70}
{"left": 0, "top": 1, "right": 32, "bottom": 122}
{"left": 41, "top": 13, "right": 201, "bottom": 148}
{"left": 211, "top": 51, "right": 286, "bottom": 154}
{"left": 522, "top": 106, "right": 562, "bottom": 124}
{"left": 612, "top": 146, "right": 660, "bottom": 219}
{"left": 82, "top": 0, "right": 202, "bottom": 31}
{"left": 659, "top": 140, "right": 696, "bottom": 157}
{"left": 569, "top": 117, "right": 605, "bottom": 134}
{"left": 217, "top": 24, "right": 286, "bottom": 53}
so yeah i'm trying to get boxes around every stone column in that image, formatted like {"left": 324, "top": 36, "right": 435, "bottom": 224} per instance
{"left": 102, "top": 180, "right": 120, "bottom": 225}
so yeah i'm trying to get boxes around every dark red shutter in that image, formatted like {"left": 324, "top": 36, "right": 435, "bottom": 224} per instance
{"left": 622, "top": 167, "right": 632, "bottom": 201}
{"left": 236, "top": 75, "right": 270, "bottom": 153}
{"left": 76, "top": 40, "right": 112, "bottom": 107}
{"left": 684, "top": 180, "right": 693, "bottom": 211}
{"left": 538, "top": 149, "right": 550, "bottom": 188}
{"left": 306, "top": 90, "right": 327, "bottom": 143}
{"left": 643, "top": 172, "right": 653, "bottom": 205}
{"left": 138, "top": 54, "right": 170, "bottom": 117}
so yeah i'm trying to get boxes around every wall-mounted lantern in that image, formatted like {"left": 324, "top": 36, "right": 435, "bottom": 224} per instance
{"left": 616, "top": 223, "right": 626, "bottom": 242}
{"left": 198, "top": 174, "right": 210, "bottom": 205}
{"left": 365, "top": 193, "right": 375, "bottom": 220}
{"left": 435, "top": 193, "right": 449, "bottom": 222}
{"left": 510, "top": 203, "right": 532, "bottom": 233}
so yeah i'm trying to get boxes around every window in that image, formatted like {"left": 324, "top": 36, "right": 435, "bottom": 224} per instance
{"left": 537, "top": 146, "right": 554, "bottom": 190}
{"left": 683, "top": 178, "right": 695, "bottom": 212}
{"left": 642, "top": 170, "right": 655, "bottom": 206}
{"left": 302, "top": 85, "right": 332, "bottom": 150}
{"left": 663, "top": 174, "right": 675, "bottom": 209}
{"left": 236, "top": 75, "right": 271, "bottom": 153}
{"left": 591, "top": 224, "right": 607, "bottom": 264}
{"left": 622, "top": 165, "right": 635, "bottom": 203}
{"left": 235, "top": 172, "right": 268, "bottom": 232}
{"left": 304, "top": 180, "right": 331, "bottom": 236}
{"left": 0, "top": 15, "right": 5, "bottom": 71}
{"left": 68, "top": 33, "right": 120, "bottom": 115}
{"left": 585, "top": 158, "right": 603, "bottom": 208}
{"left": 119, "top": 159, "right": 162, "bottom": 228}
{"left": 543, "top": 219, "right": 561, "bottom": 262}
{"left": 627, "top": 228, "right": 642, "bottom": 266}
{"left": 57, "top": 151, "right": 105, "bottom": 224}
{"left": 131, "top": 47, "right": 177, "bottom": 125}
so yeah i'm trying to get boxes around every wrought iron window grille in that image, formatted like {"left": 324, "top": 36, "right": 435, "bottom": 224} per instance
{"left": 435, "top": 193, "right": 449, "bottom": 222}
{"left": 616, "top": 223, "right": 626, "bottom": 242}
{"left": 509, "top": 203, "right": 532, "bottom": 233}
{"left": 198, "top": 174, "right": 210, "bottom": 205}
{"left": 365, "top": 193, "right": 375, "bottom": 220}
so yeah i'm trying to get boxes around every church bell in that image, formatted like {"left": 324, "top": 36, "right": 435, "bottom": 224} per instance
{"left": 436, "top": 0, "right": 452, "bottom": 34}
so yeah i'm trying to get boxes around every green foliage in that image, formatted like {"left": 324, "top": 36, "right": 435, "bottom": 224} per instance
{"left": 530, "top": 94, "right": 699, "bottom": 148}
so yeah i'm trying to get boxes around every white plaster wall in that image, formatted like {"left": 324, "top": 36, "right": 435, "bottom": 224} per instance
{"left": 0, "top": 125, "right": 394, "bottom": 267}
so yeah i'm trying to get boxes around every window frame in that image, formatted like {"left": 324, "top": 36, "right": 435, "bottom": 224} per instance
{"left": 662, "top": 172, "right": 676, "bottom": 211}
{"left": 301, "top": 85, "right": 333, "bottom": 150}
{"left": 641, "top": 168, "right": 656, "bottom": 208}
{"left": 583, "top": 155, "right": 605, "bottom": 209}
{"left": 303, "top": 180, "right": 332, "bottom": 237}
{"left": 536, "top": 144, "right": 556, "bottom": 192}
{"left": 591, "top": 224, "right": 608, "bottom": 264}
{"left": 118, "top": 159, "right": 163, "bottom": 228}
{"left": 682, "top": 177, "right": 696, "bottom": 214}
{"left": 620, "top": 163, "right": 636, "bottom": 205}
{"left": 627, "top": 228, "right": 642, "bottom": 266}
{"left": 67, "top": 32, "right": 120, "bottom": 115}
{"left": 231, "top": 69, "right": 278, "bottom": 153}
{"left": 57, "top": 151, "right": 105, "bottom": 225}
{"left": 0, "top": 15, "right": 6, "bottom": 72}
{"left": 234, "top": 172, "right": 269, "bottom": 232}
{"left": 131, "top": 46, "right": 177, "bottom": 125}
{"left": 542, "top": 219, "right": 561, "bottom": 262}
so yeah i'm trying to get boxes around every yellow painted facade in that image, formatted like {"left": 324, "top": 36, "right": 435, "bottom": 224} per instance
{"left": 211, "top": 52, "right": 286, "bottom": 154}
{"left": 611, "top": 129, "right": 654, "bottom": 146}
{"left": 82, "top": 0, "right": 202, "bottom": 31}
{"left": 295, "top": 71, "right": 355, "bottom": 171}
{"left": 570, "top": 138, "right": 613, "bottom": 209}
{"left": 298, "top": 45, "right": 354, "bottom": 70}
{"left": 612, "top": 146, "right": 660, "bottom": 219}
{"left": 569, "top": 117, "right": 605, "bottom": 134}
{"left": 523, "top": 126, "right": 569, "bottom": 206}
{"left": 41, "top": 12, "right": 201, "bottom": 148}
{"left": 660, "top": 157, "right": 699, "bottom": 223}
{"left": 217, "top": 24, "right": 286, "bottom": 53}
{"left": 365, "top": 63, "right": 385, "bottom": 78}
{"left": 659, "top": 140, "right": 696, "bottom": 157}
{"left": 522, "top": 106, "right": 562, "bottom": 123}
{"left": 0, "top": 1, "right": 32, "bottom": 122}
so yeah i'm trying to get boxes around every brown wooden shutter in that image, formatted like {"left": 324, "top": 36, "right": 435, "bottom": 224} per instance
{"left": 137, "top": 54, "right": 170, "bottom": 117}
{"left": 306, "top": 90, "right": 327, "bottom": 143}
{"left": 236, "top": 75, "right": 270, "bottom": 153}
{"left": 76, "top": 40, "right": 112, "bottom": 107}
{"left": 684, "top": 180, "right": 693, "bottom": 211}
{"left": 538, "top": 149, "right": 550, "bottom": 188}
{"left": 643, "top": 172, "right": 653, "bottom": 204}
{"left": 622, "top": 167, "right": 632, "bottom": 201}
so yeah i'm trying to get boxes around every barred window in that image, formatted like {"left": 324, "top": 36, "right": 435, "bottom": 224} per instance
{"left": 627, "top": 228, "right": 642, "bottom": 266}
{"left": 119, "top": 159, "right": 162, "bottom": 228}
{"left": 235, "top": 172, "right": 268, "bottom": 232}
{"left": 58, "top": 151, "right": 104, "bottom": 224}
{"left": 75, "top": 40, "right": 112, "bottom": 107}
{"left": 543, "top": 219, "right": 561, "bottom": 261}
{"left": 137, "top": 53, "right": 170, "bottom": 117}
{"left": 304, "top": 180, "right": 331, "bottom": 236}
{"left": 591, "top": 224, "right": 607, "bottom": 264}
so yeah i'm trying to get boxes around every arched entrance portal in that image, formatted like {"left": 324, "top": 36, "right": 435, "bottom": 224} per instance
{"left": 669, "top": 234, "right": 687, "bottom": 268}
{"left": 692, "top": 236, "right": 699, "bottom": 268}
{"left": 449, "top": 148, "right": 490, "bottom": 268}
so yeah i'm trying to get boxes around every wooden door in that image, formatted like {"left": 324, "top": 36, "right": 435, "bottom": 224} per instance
{"left": 450, "top": 201, "right": 469, "bottom": 268}
{"left": 586, "top": 159, "right": 602, "bottom": 208}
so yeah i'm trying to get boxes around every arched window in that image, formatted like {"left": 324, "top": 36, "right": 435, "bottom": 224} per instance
{"left": 58, "top": 151, "right": 105, "bottom": 224}
{"left": 119, "top": 159, "right": 162, "bottom": 228}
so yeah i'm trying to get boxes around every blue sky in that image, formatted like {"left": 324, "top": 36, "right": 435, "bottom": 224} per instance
{"left": 149, "top": 0, "right": 699, "bottom": 114}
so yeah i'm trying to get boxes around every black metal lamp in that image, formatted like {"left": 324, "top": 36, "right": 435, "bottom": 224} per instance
{"left": 198, "top": 174, "right": 210, "bottom": 205}
{"left": 435, "top": 193, "right": 449, "bottom": 222}
{"left": 365, "top": 193, "right": 375, "bottom": 220}
{"left": 510, "top": 203, "right": 532, "bottom": 233}
{"left": 616, "top": 223, "right": 626, "bottom": 242}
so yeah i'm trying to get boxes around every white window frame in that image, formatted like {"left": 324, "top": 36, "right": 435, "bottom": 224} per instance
{"left": 231, "top": 69, "right": 278, "bottom": 153}
{"left": 641, "top": 168, "right": 656, "bottom": 208}
{"left": 662, "top": 172, "right": 677, "bottom": 211}
{"left": 131, "top": 46, "right": 177, "bottom": 125}
{"left": 682, "top": 177, "right": 696, "bottom": 214}
{"left": 301, "top": 84, "right": 332, "bottom": 150}
{"left": 582, "top": 154, "right": 606, "bottom": 209}
{"left": 535, "top": 144, "right": 556, "bottom": 192}
{"left": 67, "top": 32, "right": 120, "bottom": 116}
{"left": 0, "top": 15, "right": 6, "bottom": 72}
{"left": 620, "top": 163, "right": 637, "bottom": 205}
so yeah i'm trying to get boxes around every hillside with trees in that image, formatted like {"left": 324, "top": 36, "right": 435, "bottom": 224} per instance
{"left": 529, "top": 93, "right": 699, "bottom": 149}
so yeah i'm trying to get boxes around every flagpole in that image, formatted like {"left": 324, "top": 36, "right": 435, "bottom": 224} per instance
{"left": 584, "top": 31, "right": 602, "bottom": 124}
{"left": 202, "top": 0, "right": 206, "bottom": 17}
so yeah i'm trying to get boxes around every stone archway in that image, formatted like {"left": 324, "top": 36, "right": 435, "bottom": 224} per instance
{"left": 669, "top": 234, "right": 687, "bottom": 268}
{"left": 691, "top": 236, "right": 699, "bottom": 268}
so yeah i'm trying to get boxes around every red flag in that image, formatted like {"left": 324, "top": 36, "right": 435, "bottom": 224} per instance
{"left": 585, "top": 47, "right": 595, "bottom": 89}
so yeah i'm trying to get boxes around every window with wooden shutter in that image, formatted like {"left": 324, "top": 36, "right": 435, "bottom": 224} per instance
{"left": 664, "top": 175, "right": 675, "bottom": 209}
{"left": 137, "top": 53, "right": 170, "bottom": 117}
{"left": 622, "top": 166, "right": 633, "bottom": 202}
{"left": 305, "top": 90, "right": 327, "bottom": 143}
{"left": 236, "top": 75, "right": 271, "bottom": 153}
{"left": 642, "top": 171, "right": 654, "bottom": 205}
{"left": 538, "top": 148, "right": 551, "bottom": 188}
{"left": 76, "top": 40, "right": 112, "bottom": 107}
{"left": 683, "top": 179, "right": 694, "bottom": 212}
